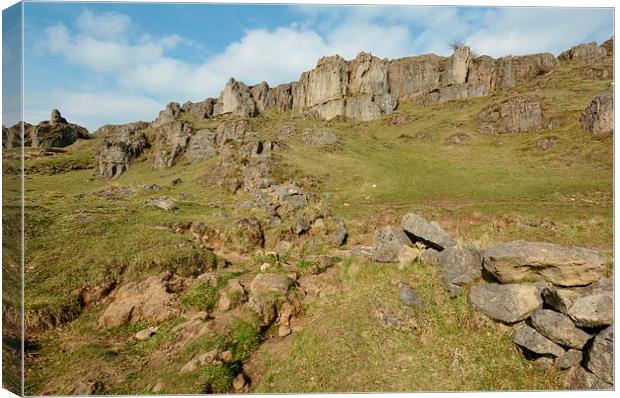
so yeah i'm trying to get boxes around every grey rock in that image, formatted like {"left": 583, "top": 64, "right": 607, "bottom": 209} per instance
{"left": 513, "top": 324, "right": 565, "bottom": 357}
{"left": 478, "top": 97, "right": 543, "bottom": 134}
{"left": 469, "top": 283, "right": 542, "bottom": 324}
{"left": 438, "top": 246, "right": 482, "bottom": 297}
{"left": 250, "top": 273, "right": 293, "bottom": 296}
{"left": 555, "top": 349, "right": 583, "bottom": 370}
{"left": 97, "top": 122, "right": 150, "bottom": 178}
{"left": 567, "top": 290, "right": 613, "bottom": 328}
{"left": 541, "top": 286, "right": 580, "bottom": 315}
{"left": 330, "top": 218, "right": 348, "bottom": 247}
{"left": 371, "top": 226, "right": 411, "bottom": 263}
{"left": 564, "top": 365, "right": 612, "bottom": 390}
{"left": 153, "top": 121, "right": 193, "bottom": 169}
{"left": 530, "top": 308, "right": 591, "bottom": 349}
{"left": 398, "top": 282, "right": 426, "bottom": 310}
{"left": 482, "top": 241, "right": 606, "bottom": 286}
{"left": 537, "top": 138, "right": 556, "bottom": 150}
{"left": 581, "top": 90, "right": 613, "bottom": 135}
{"left": 584, "top": 326, "right": 613, "bottom": 384}
{"left": 302, "top": 129, "right": 340, "bottom": 146}
{"left": 148, "top": 197, "right": 176, "bottom": 211}
{"left": 401, "top": 213, "right": 456, "bottom": 251}
{"left": 419, "top": 248, "right": 441, "bottom": 266}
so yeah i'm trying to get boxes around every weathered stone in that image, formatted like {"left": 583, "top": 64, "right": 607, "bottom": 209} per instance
{"left": 513, "top": 324, "right": 565, "bottom": 357}
{"left": 584, "top": 326, "right": 613, "bottom": 384}
{"left": 152, "top": 102, "right": 181, "bottom": 127}
{"left": 398, "top": 282, "right": 426, "bottom": 310}
{"left": 533, "top": 356, "right": 555, "bottom": 371}
{"left": 148, "top": 197, "right": 176, "bottom": 211}
{"left": 153, "top": 121, "right": 193, "bottom": 169}
{"left": 134, "top": 326, "right": 158, "bottom": 341}
{"left": 401, "top": 213, "right": 456, "bottom": 251}
{"left": 371, "top": 226, "right": 411, "bottom": 263}
{"left": 420, "top": 248, "right": 441, "bottom": 266}
{"left": 97, "top": 122, "right": 150, "bottom": 178}
{"left": 97, "top": 275, "right": 179, "bottom": 328}
{"left": 541, "top": 286, "right": 580, "bottom": 315}
{"left": 214, "top": 78, "right": 257, "bottom": 117}
{"left": 580, "top": 90, "right": 613, "bottom": 135}
{"left": 31, "top": 110, "right": 89, "bottom": 148}
{"left": 559, "top": 42, "right": 607, "bottom": 64}
{"left": 469, "top": 283, "right": 542, "bottom": 324}
{"left": 555, "top": 349, "right": 583, "bottom": 370}
{"left": 438, "top": 246, "right": 482, "bottom": 297}
{"left": 447, "top": 133, "right": 470, "bottom": 145}
{"left": 330, "top": 218, "right": 348, "bottom": 247}
{"left": 186, "top": 129, "right": 217, "bottom": 162}
{"left": 232, "top": 373, "right": 248, "bottom": 392}
{"left": 478, "top": 97, "right": 543, "bottom": 134}
{"left": 530, "top": 309, "right": 591, "bottom": 349}
{"left": 442, "top": 45, "right": 471, "bottom": 86}
{"left": 567, "top": 290, "right": 613, "bottom": 328}
{"left": 250, "top": 273, "right": 293, "bottom": 296}
{"left": 482, "top": 241, "right": 605, "bottom": 286}
{"left": 564, "top": 366, "right": 612, "bottom": 390}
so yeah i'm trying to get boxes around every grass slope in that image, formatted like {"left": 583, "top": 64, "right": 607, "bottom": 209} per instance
{"left": 18, "top": 59, "right": 613, "bottom": 393}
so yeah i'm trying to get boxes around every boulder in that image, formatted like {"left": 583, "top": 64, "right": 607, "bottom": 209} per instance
{"left": 584, "top": 326, "right": 613, "bottom": 384}
{"left": 401, "top": 213, "right": 456, "bottom": 251}
{"left": 97, "top": 275, "right": 179, "bottom": 328}
{"left": 371, "top": 226, "right": 411, "bottom": 263}
{"left": 250, "top": 273, "right": 293, "bottom": 296}
{"left": 469, "top": 283, "right": 542, "bottom": 324}
{"left": 529, "top": 309, "right": 591, "bottom": 349}
{"left": 97, "top": 122, "right": 150, "bottom": 178}
{"left": 438, "top": 246, "right": 482, "bottom": 297}
{"left": 536, "top": 138, "right": 556, "bottom": 150}
{"left": 482, "top": 241, "right": 605, "bottom": 286}
{"left": 419, "top": 248, "right": 441, "bottom": 266}
{"left": 555, "top": 349, "right": 583, "bottom": 370}
{"left": 513, "top": 324, "right": 565, "bottom": 357}
{"left": 564, "top": 365, "right": 612, "bottom": 390}
{"left": 330, "top": 218, "right": 348, "bottom": 247}
{"left": 567, "top": 289, "right": 613, "bottom": 328}
{"left": 478, "top": 97, "right": 543, "bottom": 134}
{"left": 580, "top": 90, "right": 613, "bottom": 135}
{"left": 148, "top": 197, "right": 177, "bottom": 211}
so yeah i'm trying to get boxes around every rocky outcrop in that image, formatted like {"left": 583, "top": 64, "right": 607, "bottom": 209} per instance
{"left": 559, "top": 42, "right": 608, "bottom": 64}
{"left": 165, "top": 39, "right": 616, "bottom": 122}
{"left": 97, "top": 122, "right": 150, "bottom": 178}
{"left": 478, "top": 97, "right": 544, "bottom": 134}
{"left": 482, "top": 241, "right": 605, "bottom": 286}
{"left": 153, "top": 121, "right": 193, "bottom": 169}
{"left": 29, "top": 110, "right": 89, "bottom": 148}
{"left": 581, "top": 90, "right": 614, "bottom": 135}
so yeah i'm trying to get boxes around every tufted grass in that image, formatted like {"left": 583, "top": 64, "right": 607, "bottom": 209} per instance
{"left": 21, "top": 59, "right": 612, "bottom": 394}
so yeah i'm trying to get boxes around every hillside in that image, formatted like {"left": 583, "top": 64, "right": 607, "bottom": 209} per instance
{"left": 6, "top": 39, "right": 614, "bottom": 394}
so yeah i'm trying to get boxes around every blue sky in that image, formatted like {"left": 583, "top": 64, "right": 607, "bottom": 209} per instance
{"left": 14, "top": 2, "right": 614, "bottom": 130}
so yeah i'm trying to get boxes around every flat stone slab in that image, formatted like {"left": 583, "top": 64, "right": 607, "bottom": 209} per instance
{"left": 530, "top": 308, "right": 591, "bottom": 349}
{"left": 584, "top": 326, "right": 613, "bottom": 384}
{"left": 469, "top": 283, "right": 542, "bottom": 324}
{"left": 567, "top": 290, "right": 613, "bottom": 328}
{"left": 401, "top": 213, "right": 456, "bottom": 251}
{"left": 483, "top": 241, "right": 605, "bottom": 286}
{"left": 513, "top": 324, "right": 565, "bottom": 357}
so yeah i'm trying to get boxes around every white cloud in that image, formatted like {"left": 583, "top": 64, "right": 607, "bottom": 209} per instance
{"left": 25, "top": 90, "right": 163, "bottom": 131}
{"left": 31, "top": 7, "right": 612, "bottom": 130}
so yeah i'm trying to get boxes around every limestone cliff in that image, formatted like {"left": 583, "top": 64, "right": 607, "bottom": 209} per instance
{"left": 174, "top": 37, "right": 613, "bottom": 122}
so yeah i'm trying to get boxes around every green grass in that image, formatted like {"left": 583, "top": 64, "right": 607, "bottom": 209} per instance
{"left": 21, "top": 60, "right": 613, "bottom": 394}
{"left": 255, "top": 260, "right": 563, "bottom": 392}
